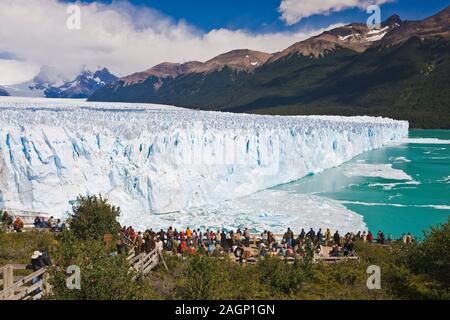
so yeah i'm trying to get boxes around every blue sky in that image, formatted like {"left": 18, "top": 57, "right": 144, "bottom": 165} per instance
{"left": 1, "top": 0, "right": 448, "bottom": 85}
{"left": 73, "top": 0, "right": 450, "bottom": 32}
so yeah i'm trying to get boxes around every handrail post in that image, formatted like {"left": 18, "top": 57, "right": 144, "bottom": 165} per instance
{"left": 140, "top": 254, "right": 144, "bottom": 275}
{"left": 158, "top": 251, "right": 169, "bottom": 271}
{"left": 2, "top": 265, "right": 14, "bottom": 298}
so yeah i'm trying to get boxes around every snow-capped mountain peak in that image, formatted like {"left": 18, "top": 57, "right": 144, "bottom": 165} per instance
{"left": 2, "top": 66, "right": 69, "bottom": 97}
{"left": 4, "top": 67, "right": 117, "bottom": 99}
{"left": 28, "top": 65, "right": 69, "bottom": 90}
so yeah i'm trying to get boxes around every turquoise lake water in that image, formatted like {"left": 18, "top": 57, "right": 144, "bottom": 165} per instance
{"left": 274, "top": 130, "right": 450, "bottom": 239}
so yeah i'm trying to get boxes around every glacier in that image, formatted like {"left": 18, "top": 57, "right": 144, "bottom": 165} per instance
{"left": 0, "top": 97, "right": 408, "bottom": 231}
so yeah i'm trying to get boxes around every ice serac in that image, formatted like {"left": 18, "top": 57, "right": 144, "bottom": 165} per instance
{"left": 0, "top": 97, "right": 409, "bottom": 221}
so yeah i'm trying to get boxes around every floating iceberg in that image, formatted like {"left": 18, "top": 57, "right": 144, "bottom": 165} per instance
{"left": 0, "top": 97, "right": 408, "bottom": 229}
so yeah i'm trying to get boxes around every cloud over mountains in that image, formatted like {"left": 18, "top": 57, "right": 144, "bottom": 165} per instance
{"left": 279, "top": 0, "right": 393, "bottom": 25}
{"left": 0, "top": 0, "right": 341, "bottom": 84}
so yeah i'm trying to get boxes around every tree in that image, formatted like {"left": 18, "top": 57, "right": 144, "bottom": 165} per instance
{"left": 180, "top": 254, "right": 220, "bottom": 300}
{"left": 49, "top": 237, "right": 143, "bottom": 300}
{"left": 48, "top": 194, "right": 142, "bottom": 300}
{"left": 405, "top": 217, "right": 450, "bottom": 289}
{"left": 69, "top": 195, "right": 121, "bottom": 241}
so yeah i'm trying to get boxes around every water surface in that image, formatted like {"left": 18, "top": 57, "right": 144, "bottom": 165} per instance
{"left": 274, "top": 130, "right": 450, "bottom": 238}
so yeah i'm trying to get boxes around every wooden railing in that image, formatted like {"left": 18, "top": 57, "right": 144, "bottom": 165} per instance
{"left": 122, "top": 234, "right": 168, "bottom": 276}
{"left": 0, "top": 264, "right": 49, "bottom": 300}
{"left": 0, "top": 249, "right": 165, "bottom": 300}
{"left": 122, "top": 235, "right": 135, "bottom": 248}
{"left": 127, "top": 248, "right": 168, "bottom": 278}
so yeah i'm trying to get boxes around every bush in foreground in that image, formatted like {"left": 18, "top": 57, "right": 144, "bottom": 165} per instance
{"left": 69, "top": 195, "right": 121, "bottom": 241}
{"left": 48, "top": 195, "right": 143, "bottom": 300}
{"left": 407, "top": 217, "right": 450, "bottom": 288}
{"left": 49, "top": 233, "right": 143, "bottom": 300}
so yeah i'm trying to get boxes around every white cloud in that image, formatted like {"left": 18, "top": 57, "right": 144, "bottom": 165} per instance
{"left": 0, "top": 0, "right": 341, "bottom": 85}
{"left": 0, "top": 59, "right": 40, "bottom": 85}
{"left": 279, "top": 0, "right": 393, "bottom": 25}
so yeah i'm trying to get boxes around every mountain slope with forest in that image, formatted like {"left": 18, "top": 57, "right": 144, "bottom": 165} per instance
{"left": 89, "top": 7, "right": 450, "bottom": 128}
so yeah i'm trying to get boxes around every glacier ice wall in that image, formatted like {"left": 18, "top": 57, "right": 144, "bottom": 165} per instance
{"left": 0, "top": 97, "right": 409, "bottom": 221}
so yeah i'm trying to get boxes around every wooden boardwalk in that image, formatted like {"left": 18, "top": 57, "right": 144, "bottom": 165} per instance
{"left": 229, "top": 242, "right": 359, "bottom": 265}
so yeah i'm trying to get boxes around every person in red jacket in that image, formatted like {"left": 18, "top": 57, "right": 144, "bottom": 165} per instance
{"left": 180, "top": 239, "right": 188, "bottom": 253}
{"left": 367, "top": 231, "right": 374, "bottom": 243}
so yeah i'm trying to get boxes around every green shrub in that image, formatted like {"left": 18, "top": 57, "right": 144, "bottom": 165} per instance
{"left": 256, "top": 255, "right": 311, "bottom": 295}
{"left": 0, "top": 223, "right": 5, "bottom": 234}
{"left": 49, "top": 237, "right": 143, "bottom": 300}
{"left": 179, "top": 254, "right": 220, "bottom": 300}
{"left": 398, "top": 217, "right": 450, "bottom": 296}
{"left": 69, "top": 195, "right": 121, "bottom": 241}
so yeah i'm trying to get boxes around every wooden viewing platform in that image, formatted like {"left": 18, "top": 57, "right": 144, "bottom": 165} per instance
{"left": 231, "top": 243, "right": 359, "bottom": 265}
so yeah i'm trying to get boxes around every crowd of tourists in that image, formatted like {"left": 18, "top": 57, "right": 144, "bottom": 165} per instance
{"left": 1, "top": 211, "right": 25, "bottom": 232}
{"left": 2, "top": 208, "right": 416, "bottom": 249}
{"left": 0, "top": 210, "right": 66, "bottom": 233}
{"left": 117, "top": 225, "right": 416, "bottom": 260}
{"left": 33, "top": 216, "right": 66, "bottom": 233}
{"left": 1, "top": 208, "right": 416, "bottom": 260}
